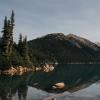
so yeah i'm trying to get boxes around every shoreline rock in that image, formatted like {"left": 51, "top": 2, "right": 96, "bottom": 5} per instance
{"left": 52, "top": 82, "right": 65, "bottom": 89}
{"left": 0, "top": 63, "right": 55, "bottom": 76}
{"left": 1, "top": 66, "right": 35, "bottom": 76}
{"left": 43, "top": 63, "right": 54, "bottom": 72}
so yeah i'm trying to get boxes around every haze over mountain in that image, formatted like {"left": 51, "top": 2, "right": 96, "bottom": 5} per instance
{"left": 28, "top": 33, "right": 100, "bottom": 63}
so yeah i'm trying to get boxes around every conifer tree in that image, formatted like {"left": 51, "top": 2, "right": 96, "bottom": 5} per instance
{"left": 20, "top": 36, "right": 29, "bottom": 59}
{"left": 1, "top": 11, "right": 15, "bottom": 57}
{"left": 9, "top": 10, "right": 15, "bottom": 55}
{"left": 18, "top": 34, "right": 33, "bottom": 66}
{"left": 18, "top": 35, "right": 28, "bottom": 57}
{"left": 23, "top": 36, "right": 28, "bottom": 57}
{"left": 10, "top": 10, "right": 14, "bottom": 41}
{"left": 1, "top": 16, "right": 10, "bottom": 56}
{"left": 2, "top": 16, "right": 8, "bottom": 33}
{"left": 19, "top": 33, "right": 23, "bottom": 44}
{"left": 22, "top": 36, "right": 33, "bottom": 67}
{"left": 18, "top": 33, "right": 23, "bottom": 55}
{"left": 11, "top": 10, "right": 14, "bottom": 27}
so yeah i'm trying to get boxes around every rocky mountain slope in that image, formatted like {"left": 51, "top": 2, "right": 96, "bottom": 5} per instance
{"left": 28, "top": 33, "right": 100, "bottom": 63}
{"left": 95, "top": 42, "right": 100, "bottom": 47}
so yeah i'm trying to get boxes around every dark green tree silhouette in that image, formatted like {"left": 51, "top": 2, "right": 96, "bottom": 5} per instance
{"left": 18, "top": 33, "right": 23, "bottom": 54}
{"left": 22, "top": 36, "right": 28, "bottom": 57}
{"left": 18, "top": 34, "right": 28, "bottom": 58}
{"left": 1, "top": 10, "right": 15, "bottom": 57}
{"left": 9, "top": 10, "right": 15, "bottom": 55}
{"left": 1, "top": 16, "right": 10, "bottom": 56}
{"left": 18, "top": 34, "right": 33, "bottom": 67}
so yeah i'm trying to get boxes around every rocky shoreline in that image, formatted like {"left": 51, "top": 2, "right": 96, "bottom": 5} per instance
{"left": 0, "top": 64, "right": 55, "bottom": 76}
{"left": 0, "top": 66, "right": 34, "bottom": 76}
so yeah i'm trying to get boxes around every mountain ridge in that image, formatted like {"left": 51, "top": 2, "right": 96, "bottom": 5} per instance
{"left": 28, "top": 33, "right": 100, "bottom": 64}
{"left": 37, "top": 33, "right": 100, "bottom": 51}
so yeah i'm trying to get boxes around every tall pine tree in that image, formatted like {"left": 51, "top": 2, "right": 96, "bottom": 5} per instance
{"left": 18, "top": 35, "right": 29, "bottom": 58}
{"left": 1, "top": 10, "right": 15, "bottom": 57}
{"left": 9, "top": 10, "right": 15, "bottom": 55}
{"left": 18, "top": 33, "right": 23, "bottom": 55}
{"left": 1, "top": 16, "right": 10, "bottom": 56}
{"left": 22, "top": 36, "right": 33, "bottom": 67}
{"left": 18, "top": 34, "right": 33, "bottom": 67}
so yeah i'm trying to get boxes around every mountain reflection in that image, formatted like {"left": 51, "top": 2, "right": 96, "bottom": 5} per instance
{"left": 0, "top": 64, "right": 100, "bottom": 100}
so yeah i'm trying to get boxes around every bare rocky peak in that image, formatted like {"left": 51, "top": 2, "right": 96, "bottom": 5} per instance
{"left": 66, "top": 33, "right": 77, "bottom": 38}
{"left": 39, "top": 33, "right": 100, "bottom": 51}
{"left": 66, "top": 33, "right": 87, "bottom": 43}
{"left": 47, "top": 33, "right": 86, "bottom": 42}
{"left": 43, "top": 33, "right": 79, "bottom": 40}
{"left": 42, "top": 33, "right": 66, "bottom": 40}
{"left": 57, "top": 33, "right": 100, "bottom": 51}
{"left": 95, "top": 42, "right": 100, "bottom": 47}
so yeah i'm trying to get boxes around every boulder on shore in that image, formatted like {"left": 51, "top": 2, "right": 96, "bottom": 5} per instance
{"left": 52, "top": 82, "right": 65, "bottom": 89}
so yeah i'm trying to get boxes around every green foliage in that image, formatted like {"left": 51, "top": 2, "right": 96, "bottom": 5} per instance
{"left": 0, "top": 11, "right": 33, "bottom": 69}
{"left": 18, "top": 34, "right": 33, "bottom": 67}
{"left": 1, "top": 11, "right": 14, "bottom": 57}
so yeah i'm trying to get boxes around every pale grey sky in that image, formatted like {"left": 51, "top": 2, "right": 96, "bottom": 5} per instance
{"left": 0, "top": 0, "right": 100, "bottom": 42}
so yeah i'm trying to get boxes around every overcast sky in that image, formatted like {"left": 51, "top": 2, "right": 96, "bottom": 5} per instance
{"left": 0, "top": 0, "right": 100, "bottom": 42}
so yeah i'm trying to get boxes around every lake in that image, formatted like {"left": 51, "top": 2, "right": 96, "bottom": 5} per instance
{"left": 0, "top": 64, "right": 100, "bottom": 100}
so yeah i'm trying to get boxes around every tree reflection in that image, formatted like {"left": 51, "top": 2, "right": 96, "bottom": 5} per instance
{"left": 18, "top": 84, "right": 28, "bottom": 100}
{"left": 0, "top": 64, "right": 100, "bottom": 99}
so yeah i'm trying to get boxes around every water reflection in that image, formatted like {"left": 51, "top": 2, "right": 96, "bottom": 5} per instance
{"left": 0, "top": 73, "right": 31, "bottom": 100}
{"left": 0, "top": 64, "right": 100, "bottom": 100}
{"left": 29, "top": 64, "right": 100, "bottom": 92}
{"left": 18, "top": 85, "right": 28, "bottom": 100}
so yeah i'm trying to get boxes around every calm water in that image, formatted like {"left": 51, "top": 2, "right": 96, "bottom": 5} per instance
{"left": 0, "top": 64, "right": 100, "bottom": 100}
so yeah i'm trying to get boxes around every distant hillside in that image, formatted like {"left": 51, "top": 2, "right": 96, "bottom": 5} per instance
{"left": 28, "top": 33, "right": 100, "bottom": 63}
